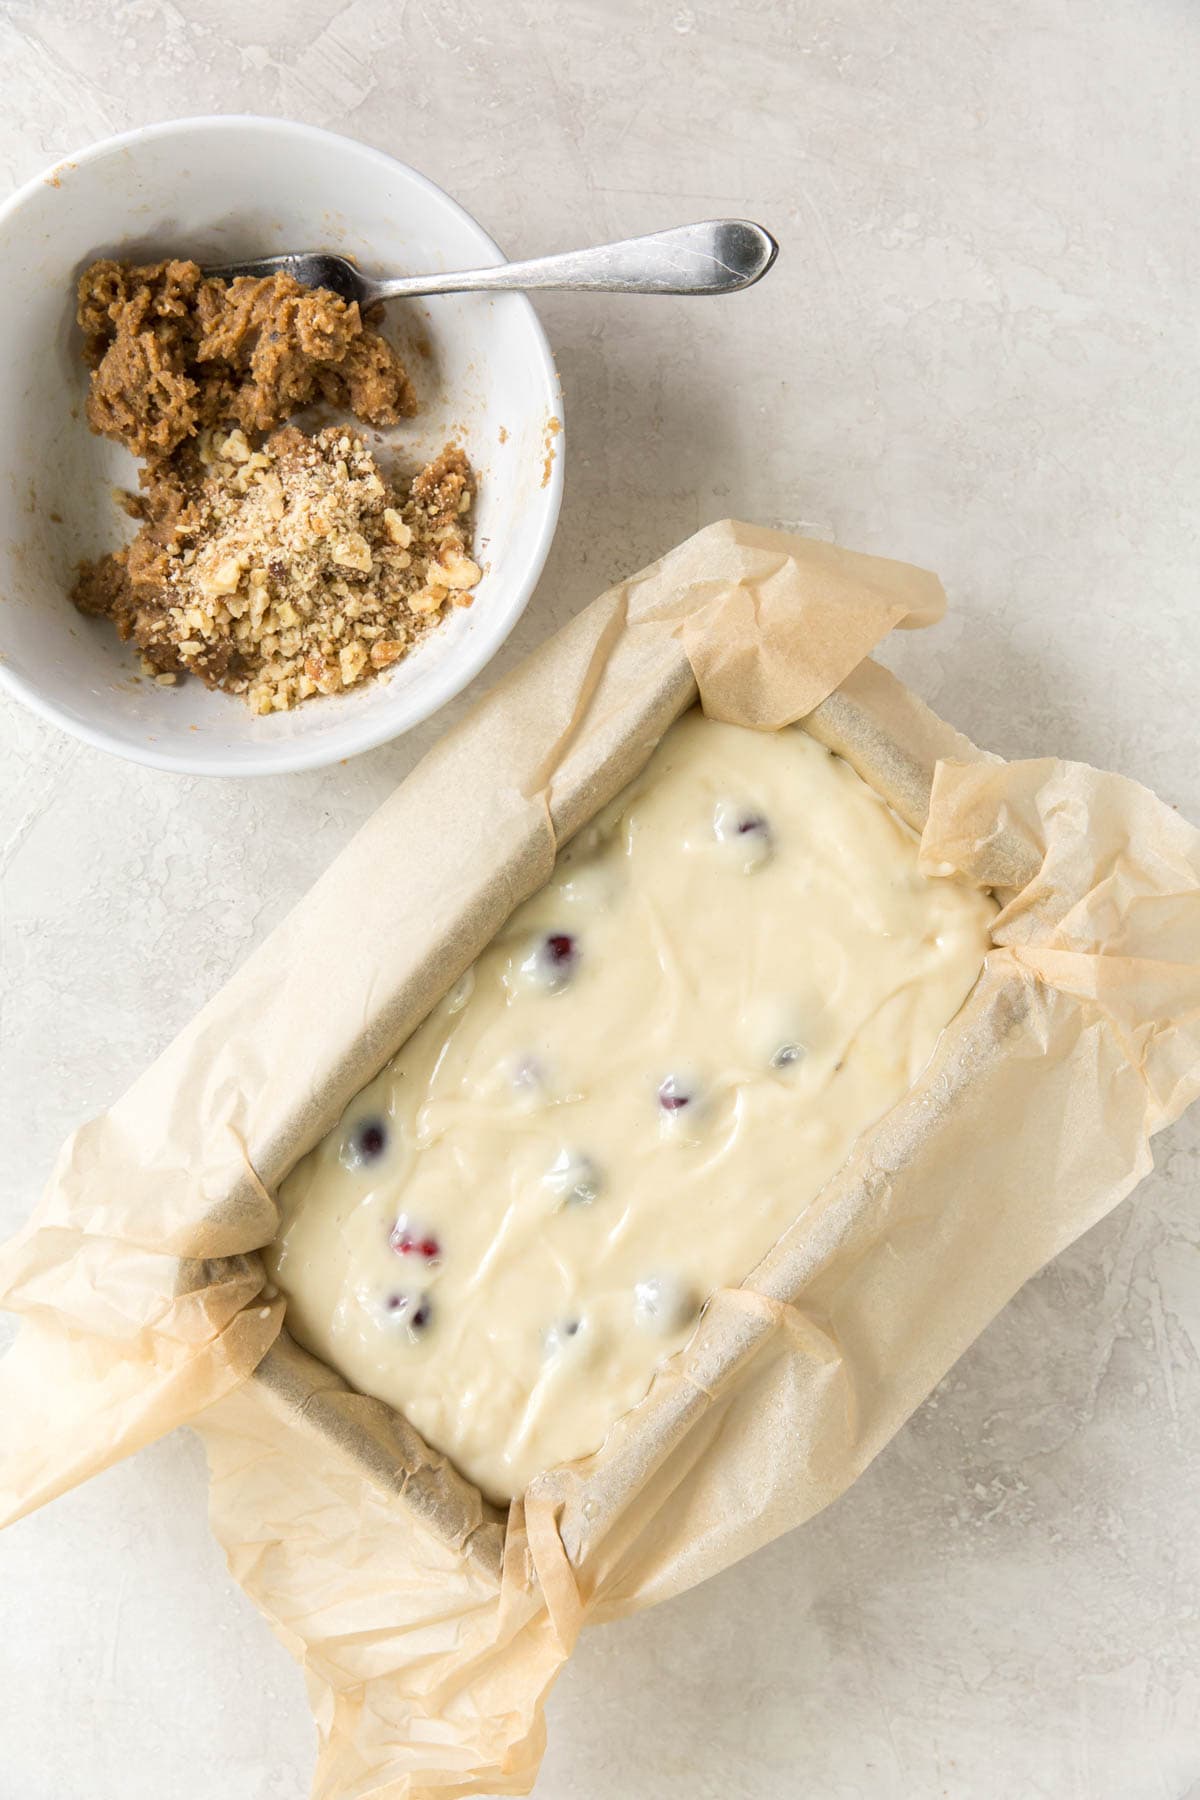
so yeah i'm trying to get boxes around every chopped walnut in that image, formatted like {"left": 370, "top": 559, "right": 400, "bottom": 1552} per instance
{"left": 71, "top": 260, "right": 479, "bottom": 714}
{"left": 73, "top": 426, "right": 479, "bottom": 713}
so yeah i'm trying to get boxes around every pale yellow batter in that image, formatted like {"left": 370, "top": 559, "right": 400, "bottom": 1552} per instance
{"left": 268, "top": 714, "right": 995, "bottom": 1502}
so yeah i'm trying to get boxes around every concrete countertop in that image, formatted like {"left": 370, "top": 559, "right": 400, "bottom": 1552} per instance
{"left": 1, "top": 2, "right": 1196, "bottom": 1795}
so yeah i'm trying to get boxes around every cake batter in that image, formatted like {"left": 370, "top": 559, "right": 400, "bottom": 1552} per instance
{"left": 268, "top": 714, "right": 995, "bottom": 1501}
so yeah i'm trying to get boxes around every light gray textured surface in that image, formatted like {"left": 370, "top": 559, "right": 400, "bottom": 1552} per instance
{"left": 1, "top": 2, "right": 1198, "bottom": 1797}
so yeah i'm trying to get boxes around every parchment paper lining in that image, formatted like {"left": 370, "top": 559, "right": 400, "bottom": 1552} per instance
{"left": 3, "top": 520, "right": 1197, "bottom": 1800}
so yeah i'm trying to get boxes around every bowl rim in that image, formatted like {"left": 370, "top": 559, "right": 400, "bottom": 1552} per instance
{"left": 0, "top": 114, "right": 565, "bottom": 778}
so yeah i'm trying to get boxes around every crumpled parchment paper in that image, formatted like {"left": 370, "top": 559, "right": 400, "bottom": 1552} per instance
{"left": 3, "top": 521, "right": 1197, "bottom": 1798}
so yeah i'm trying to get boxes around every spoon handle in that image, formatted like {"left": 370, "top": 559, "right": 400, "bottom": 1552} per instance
{"left": 365, "top": 220, "right": 778, "bottom": 302}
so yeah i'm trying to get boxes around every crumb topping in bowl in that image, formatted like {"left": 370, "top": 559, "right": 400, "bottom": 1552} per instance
{"left": 74, "top": 425, "right": 480, "bottom": 713}
{"left": 78, "top": 257, "right": 416, "bottom": 460}
{"left": 71, "top": 257, "right": 479, "bottom": 711}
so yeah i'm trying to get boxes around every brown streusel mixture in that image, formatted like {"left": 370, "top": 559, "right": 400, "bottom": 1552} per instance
{"left": 74, "top": 426, "right": 480, "bottom": 714}
{"left": 77, "top": 258, "right": 416, "bottom": 461}
{"left": 71, "top": 259, "right": 479, "bottom": 711}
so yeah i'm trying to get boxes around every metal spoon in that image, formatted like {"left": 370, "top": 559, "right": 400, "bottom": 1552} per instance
{"left": 204, "top": 220, "right": 778, "bottom": 306}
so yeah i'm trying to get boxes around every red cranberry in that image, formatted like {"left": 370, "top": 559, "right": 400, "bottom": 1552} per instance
{"left": 713, "top": 801, "right": 774, "bottom": 868}
{"left": 634, "top": 1273, "right": 698, "bottom": 1334}
{"left": 384, "top": 1291, "right": 433, "bottom": 1332}
{"left": 390, "top": 1216, "right": 442, "bottom": 1262}
{"left": 545, "top": 1149, "right": 602, "bottom": 1206}
{"left": 342, "top": 1116, "right": 388, "bottom": 1169}
{"left": 523, "top": 932, "right": 579, "bottom": 991}
{"left": 512, "top": 1053, "right": 544, "bottom": 1091}
{"left": 544, "top": 1316, "right": 584, "bottom": 1356}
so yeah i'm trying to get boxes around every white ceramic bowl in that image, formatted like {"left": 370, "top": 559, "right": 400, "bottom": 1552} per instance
{"left": 0, "top": 117, "right": 563, "bottom": 775}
